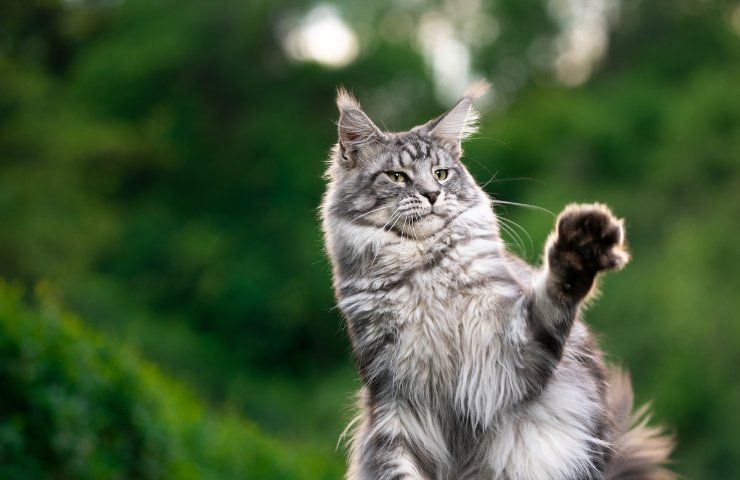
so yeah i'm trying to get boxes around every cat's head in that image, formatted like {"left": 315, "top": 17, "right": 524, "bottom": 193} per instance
{"left": 325, "top": 82, "right": 491, "bottom": 239}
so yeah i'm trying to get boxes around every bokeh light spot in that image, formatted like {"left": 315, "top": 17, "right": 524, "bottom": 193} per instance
{"left": 284, "top": 5, "right": 359, "bottom": 68}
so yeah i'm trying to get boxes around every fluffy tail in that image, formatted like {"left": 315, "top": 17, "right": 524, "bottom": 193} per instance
{"left": 607, "top": 369, "right": 676, "bottom": 480}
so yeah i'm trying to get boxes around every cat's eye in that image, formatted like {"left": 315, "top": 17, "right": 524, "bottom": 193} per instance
{"left": 434, "top": 169, "right": 449, "bottom": 181}
{"left": 386, "top": 171, "right": 407, "bottom": 184}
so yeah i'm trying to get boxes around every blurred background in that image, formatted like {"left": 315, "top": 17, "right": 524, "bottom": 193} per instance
{"left": 0, "top": 0, "right": 739, "bottom": 478}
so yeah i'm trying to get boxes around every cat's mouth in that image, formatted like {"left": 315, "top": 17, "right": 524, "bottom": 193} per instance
{"left": 411, "top": 207, "right": 449, "bottom": 220}
{"left": 390, "top": 209, "right": 449, "bottom": 235}
{"left": 401, "top": 210, "right": 436, "bottom": 222}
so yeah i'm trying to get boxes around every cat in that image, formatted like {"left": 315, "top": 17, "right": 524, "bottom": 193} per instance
{"left": 321, "top": 82, "right": 674, "bottom": 480}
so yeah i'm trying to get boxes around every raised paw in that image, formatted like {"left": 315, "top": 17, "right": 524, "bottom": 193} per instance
{"left": 547, "top": 203, "right": 629, "bottom": 299}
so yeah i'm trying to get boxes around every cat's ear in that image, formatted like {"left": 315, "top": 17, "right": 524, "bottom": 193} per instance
{"left": 336, "top": 87, "right": 385, "bottom": 167}
{"left": 425, "top": 80, "right": 490, "bottom": 143}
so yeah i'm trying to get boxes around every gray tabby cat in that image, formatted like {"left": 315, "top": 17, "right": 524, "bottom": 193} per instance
{"left": 321, "top": 82, "right": 674, "bottom": 480}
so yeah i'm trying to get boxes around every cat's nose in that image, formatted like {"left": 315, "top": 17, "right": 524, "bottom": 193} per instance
{"left": 422, "top": 190, "right": 440, "bottom": 205}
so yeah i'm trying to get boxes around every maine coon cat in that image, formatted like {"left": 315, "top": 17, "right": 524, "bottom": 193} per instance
{"left": 321, "top": 82, "right": 674, "bottom": 480}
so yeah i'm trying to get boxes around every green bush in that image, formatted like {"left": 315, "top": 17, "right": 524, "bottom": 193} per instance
{"left": 0, "top": 282, "right": 341, "bottom": 480}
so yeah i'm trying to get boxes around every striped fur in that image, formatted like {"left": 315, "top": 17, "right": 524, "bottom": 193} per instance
{"left": 321, "top": 86, "right": 674, "bottom": 480}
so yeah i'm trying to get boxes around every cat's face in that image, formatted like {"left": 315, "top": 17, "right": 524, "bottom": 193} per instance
{"left": 327, "top": 83, "right": 489, "bottom": 239}
{"left": 329, "top": 132, "right": 483, "bottom": 238}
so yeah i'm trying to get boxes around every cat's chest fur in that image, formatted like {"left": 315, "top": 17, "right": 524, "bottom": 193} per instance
{"left": 390, "top": 264, "right": 463, "bottom": 400}
{"left": 371, "top": 233, "right": 523, "bottom": 405}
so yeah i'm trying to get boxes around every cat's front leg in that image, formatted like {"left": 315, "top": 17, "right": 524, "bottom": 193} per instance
{"left": 544, "top": 203, "right": 629, "bottom": 302}
{"left": 347, "top": 394, "right": 443, "bottom": 480}
{"left": 514, "top": 204, "right": 628, "bottom": 395}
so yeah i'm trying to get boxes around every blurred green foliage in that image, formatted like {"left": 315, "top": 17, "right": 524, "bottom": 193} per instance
{"left": 0, "top": 282, "right": 341, "bottom": 479}
{"left": 0, "top": 0, "right": 738, "bottom": 477}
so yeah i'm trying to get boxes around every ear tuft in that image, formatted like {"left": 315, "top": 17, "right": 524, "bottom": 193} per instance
{"left": 428, "top": 80, "right": 490, "bottom": 142}
{"left": 336, "top": 86, "right": 362, "bottom": 111}
{"left": 463, "top": 79, "right": 491, "bottom": 103}
{"left": 335, "top": 86, "right": 384, "bottom": 167}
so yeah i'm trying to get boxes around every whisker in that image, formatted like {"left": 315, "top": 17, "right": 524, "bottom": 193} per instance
{"left": 486, "top": 177, "right": 546, "bottom": 186}
{"left": 480, "top": 171, "right": 499, "bottom": 190}
{"left": 467, "top": 135, "right": 514, "bottom": 151}
{"left": 498, "top": 215, "right": 533, "bottom": 257}
{"left": 386, "top": 209, "right": 404, "bottom": 233}
{"left": 464, "top": 223, "right": 474, "bottom": 243}
{"left": 348, "top": 205, "right": 391, "bottom": 224}
{"left": 366, "top": 208, "right": 401, "bottom": 254}
{"left": 360, "top": 207, "right": 400, "bottom": 252}
{"left": 493, "top": 199, "right": 554, "bottom": 216}
{"left": 467, "top": 156, "right": 496, "bottom": 181}
{"left": 497, "top": 219, "right": 526, "bottom": 257}
{"left": 404, "top": 216, "right": 420, "bottom": 252}
{"left": 369, "top": 211, "right": 404, "bottom": 268}
{"left": 410, "top": 214, "right": 423, "bottom": 250}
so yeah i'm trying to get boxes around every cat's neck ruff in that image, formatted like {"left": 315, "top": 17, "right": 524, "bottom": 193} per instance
{"left": 333, "top": 201, "right": 505, "bottom": 298}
